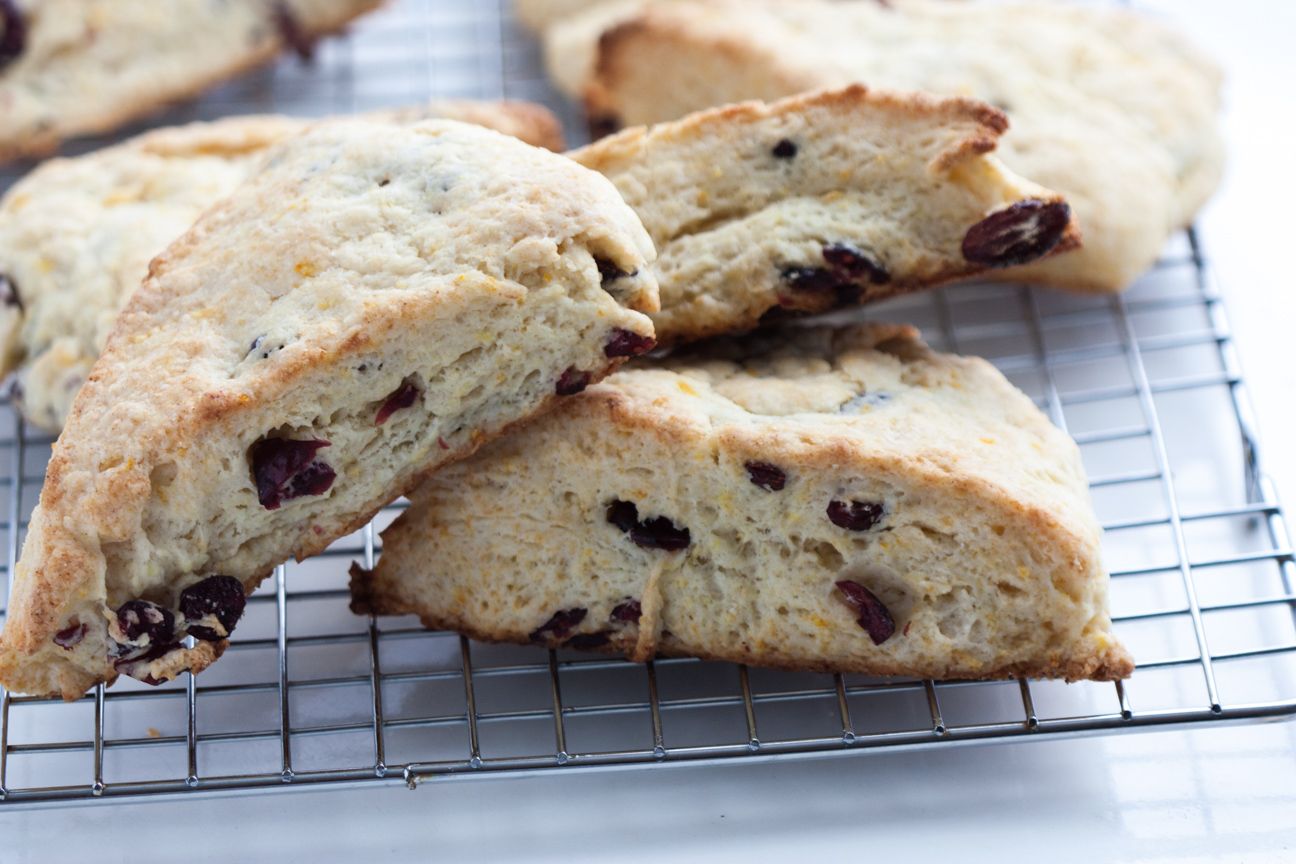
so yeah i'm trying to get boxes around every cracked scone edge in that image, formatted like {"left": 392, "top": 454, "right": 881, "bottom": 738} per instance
{"left": 0, "top": 117, "right": 658, "bottom": 700}
{"left": 353, "top": 323, "right": 1133, "bottom": 683}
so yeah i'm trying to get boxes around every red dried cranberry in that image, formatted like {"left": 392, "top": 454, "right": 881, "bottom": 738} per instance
{"left": 607, "top": 500, "right": 690, "bottom": 550}
{"left": 180, "top": 576, "right": 247, "bottom": 641}
{"left": 595, "top": 257, "right": 633, "bottom": 285}
{"left": 835, "top": 580, "right": 895, "bottom": 645}
{"left": 607, "top": 500, "right": 639, "bottom": 533}
{"left": 114, "top": 600, "right": 174, "bottom": 646}
{"left": 610, "top": 600, "right": 642, "bottom": 623}
{"left": 745, "top": 461, "right": 786, "bottom": 491}
{"left": 374, "top": 381, "right": 420, "bottom": 426}
{"left": 782, "top": 266, "right": 839, "bottom": 293}
{"left": 250, "top": 437, "right": 334, "bottom": 510}
{"left": 604, "top": 328, "right": 656, "bottom": 358}
{"left": 778, "top": 267, "right": 862, "bottom": 311}
{"left": 588, "top": 113, "right": 622, "bottom": 140}
{"left": 772, "top": 139, "right": 797, "bottom": 159}
{"left": 565, "top": 632, "right": 611, "bottom": 651}
{"left": 827, "top": 499, "right": 884, "bottom": 531}
{"left": 962, "top": 199, "right": 1071, "bottom": 268}
{"left": 631, "top": 517, "right": 690, "bottom": 551}
{"left": 273, "top": 1, "right": 316, "bottom": 61}
{"left": 53, "top": 623, "right": 86, "bottom": 650}
{"left": 0, "top": 0, "right": 25, "bottom": 69}
{"left": 0, "top": 273, "right": 20, "bottom": 311}
{"left": 556, "top": 368, "right": 592, "bottom": 396}
{"left": 822, "top": 243, "right": 889, "bottom": 285}
{"left": 530, "top": 608, "right": 587, "bottom": 643}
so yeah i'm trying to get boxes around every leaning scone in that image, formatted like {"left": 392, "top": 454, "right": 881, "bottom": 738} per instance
{"left": 0, "top": 100, "right": 565, "bottom": 433}
{"left": 0, "top": 118, "right": 658, "bottom": 700}
{"left": 560, "top": 0, "right": 1223, "bottom": 293}
{"left": 353, "top": 323, "right": 1133, "bottom": 682}
{"left": 0, "top": 0, "right": 383, "bottom": 161}
{"left": 569, "top": 85, "right": 1079, "bottom": 345}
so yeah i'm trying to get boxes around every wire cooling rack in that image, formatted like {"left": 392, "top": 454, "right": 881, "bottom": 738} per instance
{"left": 1, "top": 0, "right": 1294, "bottom": 807}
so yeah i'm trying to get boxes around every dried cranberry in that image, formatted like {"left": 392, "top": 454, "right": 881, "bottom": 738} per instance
{"left": 772, "top": 139, "right": 797, "bottom": 159}
{"left": 588, "top": 113, "right": 622, "bottom": 140}
{"left": 782, "top": 266, "right": 839, "bottom": 293}
{"left": 607, "top": 500, "right": 640, "bottom": 533}
{"left": 374, "top": 381, "right": 420, "bottom": 426}
{"left": 835, "top": 580, "right": 895, "bottom": 645}
{"left": 556, "top": 368, "right": 592, "bottom": 396}
{"left": 530, "top": 608, "right": 587, "bottom": 643}
{"left": 565, "top": 632, "right": 611, "bottom": 651}
{"left": 114, "top": 600, "right": 174, "bottom": 646}
{"left": 0, "top": 273, "right": 20, "bottom": 311}
{"left": 827, "top": 499, "right": 884, "bottom": 531}
{"left": 610, "top": 600, "right": 642, "bottom": 623}
{"left": 250, "top": 437, "right": 335, "bottom": 510}
{"left": 962, "top": 199, "right": 1072, "bottom": 268}
{"left": 604, "top": 328, "right": 656, "bottom": 358}
{"left": 273, "top": 1, "right": 315, "bottom": 61}
{"left": 0, "top": 0, "right": 25, "bottom": 69}
{"left": 596, "top": 257, "right": 633, "bottom": 285}
{"left": 778, "top": 267, "right": 862, "bottom": 311}
{"left": 180, "top": 576, "right": 247, "bottom": 641}
{"left": 53, "top": 623, "right": 86, "bottom": 650}
{"left": 607, "top": 500, "right": 690, "bottom": 550}
{"left": 631, "top": 517, "right": 690, "bottom": 551}
{"left": 822, "top": 243, "right": 889, "bottom": 285}
{"left": 745, "top": 461, "right": 786, "bottom": 491}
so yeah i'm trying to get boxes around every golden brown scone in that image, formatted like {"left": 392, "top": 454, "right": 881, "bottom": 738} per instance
{"left": 0, "top": 117, "right": 657, "bottom": 700}
{"left": 0, "top": 100, "right": 565, "bottom": 433}
{"left": 354, "top": 323, "right": 1133, "bottom": 683}
{"left": 553, "top": 0, "right": 1223, "bottom": 293}
{"left": 569, "top": 85, "right": 1079, "bottom": 346}
{"left": 0, "top": 0, "right": 385, "bottom": 161}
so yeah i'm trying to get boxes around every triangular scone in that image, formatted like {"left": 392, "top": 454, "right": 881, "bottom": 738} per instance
{"left": 0, "top": 100, "right": 565, "bottom": 433}
{"left": 568, "top": 86, "right": 1080, "bottom": 345}
{"left": 553, "top": 0, "right": 1222, "bottom": 293}
{"left": 353, "top": 323, "right": 1133, "bottom": 683}
{"left": 0, "top": 117, "right": 658, "bottom": 700}
{"left": 0, "top": 0, "right": 382, "bottom": 161}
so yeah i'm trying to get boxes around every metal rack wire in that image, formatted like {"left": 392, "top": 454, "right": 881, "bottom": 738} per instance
{"left": 1, "top": 0, "right": 1294, "bottom": 806}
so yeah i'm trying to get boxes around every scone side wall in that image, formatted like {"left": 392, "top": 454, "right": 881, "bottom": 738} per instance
{"left": 0, "top": 119, "right": 659, "bottom": 700}
{"left": 357, "top": 324, "right": 1133, "bottom": 683}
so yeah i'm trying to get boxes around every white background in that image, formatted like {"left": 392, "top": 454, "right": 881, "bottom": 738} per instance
{"left": 2, "top": 1, "right": 1296, "bottom": 860}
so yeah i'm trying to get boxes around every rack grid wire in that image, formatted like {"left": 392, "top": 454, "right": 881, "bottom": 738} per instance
{"left": 1, "top": 0, "right": 1294, "bottom": 808}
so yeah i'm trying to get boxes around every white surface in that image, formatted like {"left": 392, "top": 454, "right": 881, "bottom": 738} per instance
{"left": 3, "top": 1, "right": 1296, "bottom": 861}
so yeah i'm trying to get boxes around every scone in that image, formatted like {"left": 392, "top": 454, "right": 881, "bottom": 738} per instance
{"left": 0, "top": 100, "right": 565, "bottom": 433}
{"left": 0, "top": 117, "right": 658, "bottom": 700}
{"left": 0, "top": 0, "right": 384, "bottom": 161}
{"left": 352, "top": 323, "right": 1133, "bottom": 683}
{"left": 569, "top": 85, "right": 1079, "bottom": 345}
{"left": 553, "top": 0, "right": 1223, "bottom": 293}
